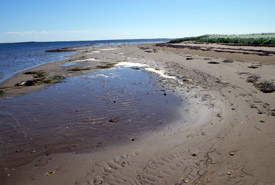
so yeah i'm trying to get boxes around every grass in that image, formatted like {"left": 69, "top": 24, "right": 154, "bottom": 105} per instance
{"left": 169, "top": 33, "right": 275, "bottom": 46}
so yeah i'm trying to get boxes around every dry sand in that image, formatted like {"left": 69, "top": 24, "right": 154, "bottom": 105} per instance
{"left": 1, "top": 42, "right": 275, "bottom": 185}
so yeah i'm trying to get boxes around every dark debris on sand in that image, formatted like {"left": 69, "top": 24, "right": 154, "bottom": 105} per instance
{"left": 255, "top": 81, "right": 275, "bottom": 93}
{"left": 16, "top": 70, "right": 65, "bottom": 86}
{"left": 247, "top": 75, "right": 275, "bottom": 93}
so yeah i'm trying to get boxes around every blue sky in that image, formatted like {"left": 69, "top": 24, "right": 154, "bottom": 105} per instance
{"left": 0, "top": 0, "right": 274, "bottom": 43}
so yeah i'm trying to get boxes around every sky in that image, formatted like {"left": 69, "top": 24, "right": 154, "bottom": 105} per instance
{"left": 0, "top": 0, "right": 274, "bottom": 43}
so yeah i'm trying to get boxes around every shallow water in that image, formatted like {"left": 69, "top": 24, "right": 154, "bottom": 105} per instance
{"left": 0, "top": 39, "right": 169, "bottom": 83}
{"left": 61, "top": 62, "right": 80, "bottom": 67}
{"left": 0, "top": 65, "right": 183, "bottom": 169}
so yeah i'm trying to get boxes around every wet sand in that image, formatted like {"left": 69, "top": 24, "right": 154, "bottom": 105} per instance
{"left": 1, "top": 42, "right": 275, "bottom": 184}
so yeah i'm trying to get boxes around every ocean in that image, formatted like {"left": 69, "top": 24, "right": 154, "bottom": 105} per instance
{"left": 0, "top": 39, "right": 169, "bottom": 83}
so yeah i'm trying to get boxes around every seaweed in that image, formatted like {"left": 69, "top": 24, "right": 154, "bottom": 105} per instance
{"left": 0, "top": 90, "right": 4, "bottom": 97}
{"left": 68, "top": 67, "right": 91, "bottom": 72}
{"left": 44, "top": 75, "right": 66, "bottom": 84}
{"left": 255, "top": 81, "right": 275, "bottom": 93}
{"left": 96, "top": 63, "right": 115, "bottom": 69}
{"left": 15, "top": 75, "right": 65, "bottom": 86}
{"left": 23, "top": 70, "right": 47, "bottom": 78}
{"left": 247, "top": 75, "right": 260, "bottom": 83}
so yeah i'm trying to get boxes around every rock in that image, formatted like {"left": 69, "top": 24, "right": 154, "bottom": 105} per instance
{"left": 44, "top": 75, "right": 65, "bottom": 84}
{"left": 208, "top": 61, "right": 220, "bottom": 64}
{"left": 69, "top": 67, "right": 91, "bottom": 71}
{"left": 258, "top": 111, "right": 263, "bottom": 114}
{"left": 255, "top": 81, "right": 275, "bottom": 93}
{"left": 0, "top": 90, "right": 4, "bottom": 97}
{"left": 25, "top": 79, "right": 40, "bottom": 86}
{"left": 246, "top": 75, "right": 260, "bottom": 83}
{"left": 223, "top": 59, "right": 234, "bottom": 63}
{"left": 23, "top": 70, "right": 47, "bottom": 78}
{"left": 248, "top": 65, "right": 259, "bottom": 69}
{"left": 227, "top": 171, "right": 231, "bottom": 175}
{"left": 109, "top": 119, "right": 117, "bottom": 123}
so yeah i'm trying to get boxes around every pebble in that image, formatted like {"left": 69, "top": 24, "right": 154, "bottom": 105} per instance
{"left": 227, "top": 171, "right": 231, "bottom": 175}
{"left": 184, "top": 179, "right": 189, "bottom": 183}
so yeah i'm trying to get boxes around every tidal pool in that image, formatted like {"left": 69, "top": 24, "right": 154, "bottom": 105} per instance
{"left": 0, "top": 65, "right": 183, "bottom": 169}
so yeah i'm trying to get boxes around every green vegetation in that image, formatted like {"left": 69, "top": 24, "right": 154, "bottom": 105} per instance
{"left": 169, "top": 33, "right": 275, "bottom": 45}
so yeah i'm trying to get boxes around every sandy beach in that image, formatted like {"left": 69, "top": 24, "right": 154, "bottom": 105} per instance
{"left": 1, "top": 42, "right": 275, "bottom": 185}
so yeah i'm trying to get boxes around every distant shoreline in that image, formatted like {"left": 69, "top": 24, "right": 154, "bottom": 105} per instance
{"left": 0, "top": 38, "right": 171, "bottom": 45}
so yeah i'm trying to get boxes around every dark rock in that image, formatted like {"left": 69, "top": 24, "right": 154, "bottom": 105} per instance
{"left": 23, "top": 70, "right": 47, "bottom": 78}
{"left": 247, "top": 75, "right": 260, "bottom": 83}
{"left": 255, "top": 81, "right": 275, "bottom": 93}
{"left": 223, "top": 59, "right": 234, "bottom": 63}
{"left": 144, "top": 50, "right": 152, "bottom": 53}
{"left": 0, "top": 90, "right": 4, "bottom": 97}
{"left": 192, "top": 153, "right": 197, "bottom": 157}
{"left": 186, "top": 57, "right": 193, "bottom": 60}
{"left": 69, "top": 67, "right": 91, "bottom": 71}
{"left": 248, "top": 65, "right": 259, "bottom": 69}
{"left": 44, "top": 75, "right": 65, "bottom": 84}
{"left": 208, "top": 61, "right": 220, "bottom": 64}
{"left": 109, "top": 119, "right": 117, "bottom": 123}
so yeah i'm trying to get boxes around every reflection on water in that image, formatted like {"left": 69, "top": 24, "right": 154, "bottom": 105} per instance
{"left": 0, "top": 66, "right": 183, "bottom": 169}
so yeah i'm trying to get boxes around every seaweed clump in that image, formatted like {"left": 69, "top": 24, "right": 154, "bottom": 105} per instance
{"left": 0, "top": 90, "right": 4, "bottom": 97}
{"left": 68, "top": 67, "right": 91, "bottom": 72}
{"left": 16, "top": 70, "right": 65, "bottom": 86}
{"left": 255, "top": 81, "right": 275, "bottom": 93}
{"left": 96, "top": 63, "right": 115, "bottom": 69}
{"left": 44, "top": 75, "right": 66, "bottom": 84}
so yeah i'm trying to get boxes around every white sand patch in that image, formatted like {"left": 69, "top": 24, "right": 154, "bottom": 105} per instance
{"left": 74, "top": 58, "right": 99, "bottom": 62}
{"left": 92, "top": 51, "right": 100, "bottom": 53}
{"left": 115, "top": 62, "right": 148, "bottom": 67}
{"left": 100, "top": 48, "right": 117, "bottom": 51}
{"left": 145, "top": 68, "right": 176, "bottom": 79}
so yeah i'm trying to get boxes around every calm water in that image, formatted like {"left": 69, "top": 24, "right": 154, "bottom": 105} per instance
{"left": 0, "top": 39, "right": 185, "bottom": 182}
{"left": 0, "top": 39, "right": 169, "bottom": 83}
{"left": 0, "top": 65, "right": 182, "bottom": 169}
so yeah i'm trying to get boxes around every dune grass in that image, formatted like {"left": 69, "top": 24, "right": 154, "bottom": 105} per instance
{"left": 169, "top": 33, "right": 275, "bottom": 46}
